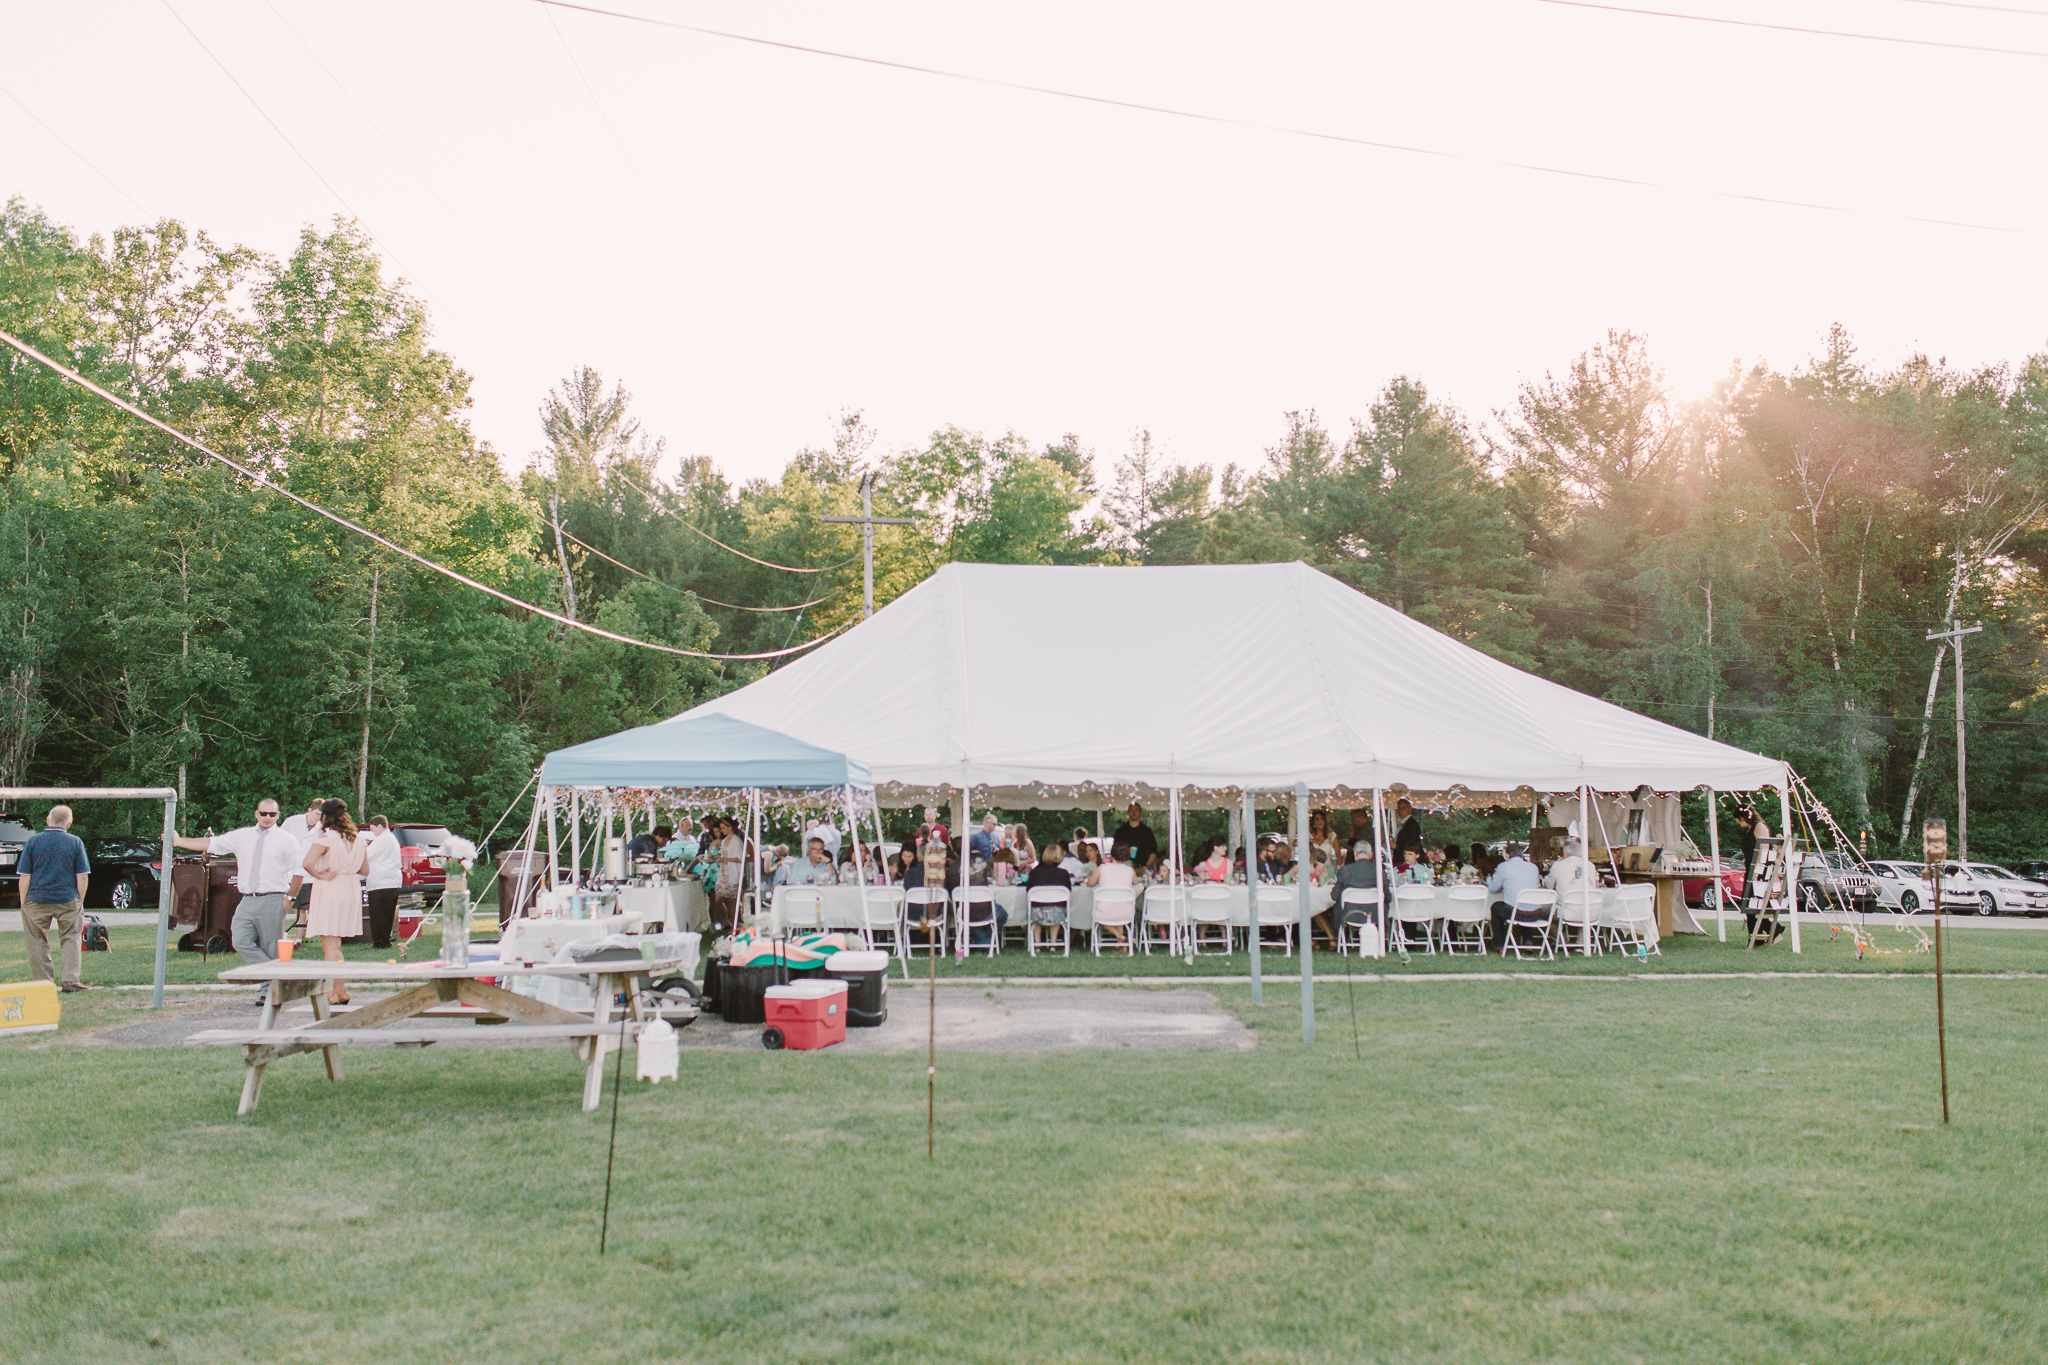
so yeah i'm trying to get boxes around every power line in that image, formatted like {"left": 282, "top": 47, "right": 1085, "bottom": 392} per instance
{"left": 1537, "top": 0, "right": 2048, "bottom": 58}
{"left": 1892, "top": 0, "right": 2048, "bottom": 17}
{"left": 532, "top": 0, "right": 2036, "bottom": 237}
{"left": 615, "top": 470, "right": 859, "bottom": 574}
{"left": 157, "top": 0, "right": 500, "bottom": 366}
{"left": 258, "top": 0, "right": 503, "bottom": 270}
{"left": 554, "top": 525, "right": 830, "bottom": 612}
{"left": 534, "top": 0, "right": 644, "bottom": 181}
{"left": 1614, "top": 695, "right": 2048, "bottom": 729}
{"left": 0, "top": 80, "right": 148, "bottom": 215}
{"left": 0, "top": 324, "right": 850, "bottom": 663}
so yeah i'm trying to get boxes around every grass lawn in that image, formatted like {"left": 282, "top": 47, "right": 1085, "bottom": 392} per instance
{"left": 3, "top": 920, "right": 2047, "bottom": 1363}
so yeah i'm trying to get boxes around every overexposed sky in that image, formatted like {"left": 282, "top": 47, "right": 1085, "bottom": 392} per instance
{"left": 6, "top": 0, "right": 2045, "bottom": 485}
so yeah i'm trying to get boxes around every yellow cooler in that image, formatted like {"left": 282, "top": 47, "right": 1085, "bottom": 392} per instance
{"left": 0, "top": 980, "right": 61, "bottom": 1036}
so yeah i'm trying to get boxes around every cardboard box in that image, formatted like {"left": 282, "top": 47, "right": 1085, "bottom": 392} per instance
{"left": 0, "top": 980, "right": 60, "bottom": 1036}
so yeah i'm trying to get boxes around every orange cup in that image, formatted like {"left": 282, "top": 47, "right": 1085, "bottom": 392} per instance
{"left": 276, "top": 938, "right": 296, "bottom": 962}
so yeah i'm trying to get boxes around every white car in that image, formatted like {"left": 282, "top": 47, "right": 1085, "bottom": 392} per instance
{"left": 1865, "top": 860, "right": 1972, "bottom": 914}
{"left": 1940, "top": 861, "right": 2048, "bottom": 918}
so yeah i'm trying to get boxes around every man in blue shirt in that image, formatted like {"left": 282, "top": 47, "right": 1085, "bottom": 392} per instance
{"left": 16, "top": 805, "right": 92, "bottom": 992}
{"left": 1487, "top": 845, "right": 1545, "bottom": 949}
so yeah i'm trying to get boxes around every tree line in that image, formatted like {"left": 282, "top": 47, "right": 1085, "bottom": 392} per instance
{"left": 4, "top": 199, "right": 2044, "bottom": 858}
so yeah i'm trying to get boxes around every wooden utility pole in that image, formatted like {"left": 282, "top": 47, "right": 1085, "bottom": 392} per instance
{"left": 820, "top": 471, "right": 915, "bottom": 619}
{"left": 1925, "top": 621, "right": 1983, "bottom": 859}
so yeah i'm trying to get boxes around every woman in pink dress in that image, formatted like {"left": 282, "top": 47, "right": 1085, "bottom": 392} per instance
{"left": 302, "top": 798, "right": 369, "bottom": 1005}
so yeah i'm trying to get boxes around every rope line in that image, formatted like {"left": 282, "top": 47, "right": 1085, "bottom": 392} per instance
{"left": 615, "top": 470, "right": 858, "bottom": 574}
{"left": 555, "top": 525, "right": 829, "bottom": 612}
{"left": 535, "top": 0, "right": 2036, "bottom": 237}
{"left": 0, "top": 325, "right": 849, "bottom": 663}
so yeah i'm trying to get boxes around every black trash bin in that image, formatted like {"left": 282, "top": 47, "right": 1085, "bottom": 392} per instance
{"left": 824, "top": 949, "right": 889, "bottom": 1027}
{"left": 712, "top": 957, "right": 823, "bottom": 1024}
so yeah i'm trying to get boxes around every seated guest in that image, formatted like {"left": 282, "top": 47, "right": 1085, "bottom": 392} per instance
{"left": 1074, "top": 842, "right": 1102, "bottom": 880}
{"left": 774, "top": 837, "right": 838, "bottom": 888}
{"left": 892, "top": 845, "right": 920, "bottom": 884}
{"left": 627, "top": 824, "right": 674, "bottom": 861}
{"left": 1469, "top": 841, "right": 1496, "bottom": 879}
{"left": 1328, "top": 840, "right": 1381, "bottom": 944}
{"left": 1257, "top": 838, "right": 1294, "bottom": 883}
{"left": 989, "top": 847, "right": 1018, "bottom": 886}
{"left": 1439, "top": 843, "right": 1463, "bottom": 875}
{"left": 1025, "top": 842, "right": 1075, "bottom": 951}
{"left": 1392, "top": 847, "right": 1431, "bottom": 885}
{"left": 1487, "top": 845, "right": 1545, "bottom": 947}
{"left": 902, "top": 834, "right": 958, "bottom": 948}
{"left": 1544, "top": 838, "right": 1598, "bottom": 912}
{"left": 802, "top": 817, "right": 841, "bottom": 863}
{"left": 1009, "top": 824, "right": 1036, "bottom": 867}
{"left": 1086, "top": 844, "right": 1137, "bottom": 944}
{"left": 970, "top": 813, "right": 1003, "bottom": 863}
{"left": 1059, "top": 842, "right": 1089, "bottom": 880}
{"left": 1194, "top": 841, "right": 1232, "bottom": 882}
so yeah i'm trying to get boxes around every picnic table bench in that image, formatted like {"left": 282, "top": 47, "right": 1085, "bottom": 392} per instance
{"left": 188, "top": 957, "right": 683, "bottom": 1116}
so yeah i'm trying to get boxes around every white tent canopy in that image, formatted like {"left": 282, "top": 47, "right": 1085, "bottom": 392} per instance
{"left": 672, "top": 562, "right": 1786, "bottom": 802}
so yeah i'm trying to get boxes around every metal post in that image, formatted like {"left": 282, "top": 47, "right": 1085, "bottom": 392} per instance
{"left": 1242, "top": 789, "right": 1262, "bottom": 1003}
{"left": 544, "top": 787, "right": 559, "bottom": 892}
{"left": 819, "top": 471, "right": 913, "bottom": 621}
{"left": 153, "top": 793, "right": 176, "bottom": 1008}
{"left": 1706, "top": 788, "right": 1725, "bottom": 942}
{"left": 1372, "top": 789, "right": 1389, "bottom": 949}
{"left": 1296, "top": 782, "right": 1313, "bottom": 1043}
{"left": 1780, "top": 782, "right": 1799, "bottom": 954}
{"left": 1925, "top": 621, "right": 1982, "bottom": 861}
{"left": 1925, "top": 816, "right": 1950, "bottom": 1123}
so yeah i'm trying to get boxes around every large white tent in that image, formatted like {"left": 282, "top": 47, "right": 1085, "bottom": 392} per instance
{"left": 673, "top": 562, "right": 1786, "bottom": 802}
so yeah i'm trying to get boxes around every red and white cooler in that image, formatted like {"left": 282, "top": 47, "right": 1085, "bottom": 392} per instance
{"left": 762, "top": 979, "right": 848, "bottom": 1051}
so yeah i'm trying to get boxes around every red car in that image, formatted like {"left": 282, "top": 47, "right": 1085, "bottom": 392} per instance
{"left": 1680, "top": 860, "right": 1746, "bottom": 910}
{"left": 390, "top": 823, "right": 453, "bottom": 903}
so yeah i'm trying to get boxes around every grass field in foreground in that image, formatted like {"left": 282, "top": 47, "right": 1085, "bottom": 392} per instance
{"left": 6, "top": 917, "right": 2044, "bottom": 992}
{"left": 3, "top": 973, "right": 2046, "bottom": 1363}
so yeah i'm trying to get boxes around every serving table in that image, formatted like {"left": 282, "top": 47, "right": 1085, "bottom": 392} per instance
{"left": 187, "top": 957, "right": 682, "bottom": 1116}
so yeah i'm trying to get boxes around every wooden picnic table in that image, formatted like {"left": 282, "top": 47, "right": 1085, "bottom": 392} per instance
{"left": 187, "top": 957, "right": 684, "bottom": 1116}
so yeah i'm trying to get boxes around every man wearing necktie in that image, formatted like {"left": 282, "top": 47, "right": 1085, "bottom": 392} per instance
{"left": 174, "top": 800, "right": 305, "bottom": 1006}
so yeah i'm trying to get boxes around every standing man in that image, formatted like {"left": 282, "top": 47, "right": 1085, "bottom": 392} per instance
{"left": 1116, "top": 802, "right": 1158, "bottom": 866}
{"left": 913, "top": 806, "right": 948, "bottom": 852}
{"left": 173, "top": 799, "right": 305, "bottom": 1007}
{"left": 363, "top": 814, "right": 403, "bottom": 949}
{"left": 1394, "top": 799, "right": 1424, "bottom": 859}
{"left": 16, "top": 805, "right": 91, "bottom": 994}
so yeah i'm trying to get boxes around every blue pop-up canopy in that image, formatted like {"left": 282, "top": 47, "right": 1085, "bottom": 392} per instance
{"left": 539, "top": 713, "right": 870, "bottom": 792}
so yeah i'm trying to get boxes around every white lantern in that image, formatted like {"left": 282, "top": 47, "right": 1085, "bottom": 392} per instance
{"left": 636, "top": 1017, "right": 680, "bottom": 1083}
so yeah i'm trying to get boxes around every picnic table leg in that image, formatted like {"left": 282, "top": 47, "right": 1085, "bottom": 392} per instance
{"left": 582, "top": 978, "right": 616, "bottom": 1113}
{"left": 237, "top": 1045, "right": 267, "bottom": 1116}
{"left": 307, "top": 994, "right": 346, "bottom": 1082}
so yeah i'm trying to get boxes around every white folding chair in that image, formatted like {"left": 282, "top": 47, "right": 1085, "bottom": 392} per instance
{"left": 955, "top": 885, "right": 1001, "bottom": 956}
{"left": 1336, "top": 887, "right": 1382, "bottom": 957}
{"left": 1187, "top": 885, "right": 1233, "bottom": 955}
{"left": 860, "top": 887, "right": 905, "bottom": 957}
{"left": 1501, "top": 888, "right": 1556, "bottom": 960}
{"left": 1142, "top": 887, "right": 1187, "bottom": 954}
{"left": 1441, "top": 886, "right": 1489, "bottom": 954}
{"left": 1391, "top": 885, "right": 1439, "bottom": 954}
{"left": 1605, "top": 883, "right": 1659, "bottom": 955}
{"left": 903, "top": 886, "right": 948, "bottom": 957}
{"left": 777, "top": 887, "right": 827, "bottom": 936}
{"left": 1026, "top": 886, "right": 1071, "bottom": 956}
{"left": 1254, "top": 886, "right": 1296, "bottom": 956}
{"left": 1091, "top": 888, "right": 1139, "bottom": 956}
{"left": 1553, "top": 882, "right": 1602, "bottom": 956}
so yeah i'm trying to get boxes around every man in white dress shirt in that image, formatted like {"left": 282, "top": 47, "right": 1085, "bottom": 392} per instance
{"left": 362, "top": 814, "right": 404, "bottom": 948}
{"left": 280, "top": 796, "right": 327, "bottom": 925}
{"left": 173, "top": 798, "right": 305, "bottom": 1006}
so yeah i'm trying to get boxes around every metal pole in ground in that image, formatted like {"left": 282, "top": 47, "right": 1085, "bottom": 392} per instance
{"left": 1242, "top": 789, "right": 1263, "bottom": 1004}
{"left": 1925, "top": 816, "right": 1950, "bottom": 1124}
{"left": 154, "top": 793, "right": 176, "bottom": 1008}
{"left": 1296, "top": 782, "right": 1314, "bottom": 1043}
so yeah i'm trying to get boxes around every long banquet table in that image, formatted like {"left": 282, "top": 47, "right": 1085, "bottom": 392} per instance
{"left": 767, "top": 882, "right": 1336, "bottom": 936}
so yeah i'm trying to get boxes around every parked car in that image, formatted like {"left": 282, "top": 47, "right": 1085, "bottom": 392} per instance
{"left": 1795, "top": 851, "right": 1878, "bottom": 914}
{"left": 1866, "top": 860, "right": 1974, "bottom": 914}
{"left": 2008, "top": 860, "right": 2048, "bottom": 886}
{"left": 81, "top": 836, "right": 166, "bottom": 909}
{"left": 1940, "top": 861, "right": 2048, "bottom": 917}
{"left": 0, "top": 813, "right": 28, "bottom": 907}
{"left": 390, "top": 823, "right": 453, "bottom": 905}
{"left": 1680, "top": 859, "right": 1745, "bottom": 911}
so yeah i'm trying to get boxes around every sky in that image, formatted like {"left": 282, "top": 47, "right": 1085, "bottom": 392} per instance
{"left": 5, "top": 0, "right": 2046, "bottom": 488}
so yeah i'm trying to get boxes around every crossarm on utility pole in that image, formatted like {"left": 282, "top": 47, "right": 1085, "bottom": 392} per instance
{"left": 1925, "top": 621, "right": 1984, "bottom": 860}
{"left": 821, "top": 475, "right": 916, "bottom": 619}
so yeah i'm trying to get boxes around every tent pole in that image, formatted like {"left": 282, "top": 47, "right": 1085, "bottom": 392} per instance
{"left": 957, "top": 781, "right": 971, "bottom": 963}
{"left": 844, "top": 785, "right": 866, "bottom": 891}
{"left": 1781, "top": 780, "right": 1799, "bottom": 953}
{"left": 1296, "top": 782, "right": 1314, "bottom": 1044}
{"left": 1707, "top": 788, "right": 1725, "bottom": 941}
{"left": 1243, "top": 789, "right": 1262, "bottom": 1003}
{"left": 570, "top": 791, "right": 582, "bottom": 887}
{"left": 1372, "top": 790, "right": 1390, "bottom": 952}
{"left": 1169, "top": 784, "right": 1184, "bottom": 958}
{"left": 543, "top": 787, "right": 558, "bottom": 892}
{"left": 511, "top": 783, "right": 544, "bottom": 925}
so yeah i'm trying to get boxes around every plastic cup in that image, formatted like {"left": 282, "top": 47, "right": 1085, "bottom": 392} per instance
{"left": 276, "top": 938, "right": 295, "bottom": 962}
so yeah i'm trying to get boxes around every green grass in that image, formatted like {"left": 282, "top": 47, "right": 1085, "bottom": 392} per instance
{"left": 3, "top": 958, "right": 2047, "bottom": 1362}
{"left": 7, "top": 916, "right": 2043, "bottom": 993}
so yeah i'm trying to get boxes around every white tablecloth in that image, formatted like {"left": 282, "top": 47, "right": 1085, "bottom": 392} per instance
{"left": 768, "top": 885, "right": 1102, "bottom": 933}
{"left": 1388, "top": 885, "right": 1655, "bottom": 946}
{"left": 614, "top": 880, "right": 705, "bottom": 932}
{"left": 1141, "top": 883, "right": 1335, "bottom": 926}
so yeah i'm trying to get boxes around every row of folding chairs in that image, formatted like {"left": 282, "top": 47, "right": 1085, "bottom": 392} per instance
{"left": 1487, "top": 884, "right": 1660, "bottom": 959}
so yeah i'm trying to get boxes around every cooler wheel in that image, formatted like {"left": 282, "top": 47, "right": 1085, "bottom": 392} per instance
{"left": 762, "top": 1027, "right": 785, "bottom": 1050}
